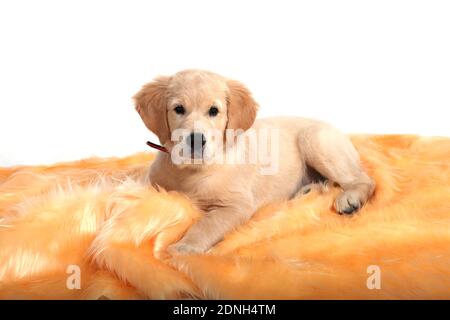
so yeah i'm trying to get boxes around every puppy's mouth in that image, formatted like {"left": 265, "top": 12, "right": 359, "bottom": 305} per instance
{"left": 145, "top": 138, "right": 210, "bottom": 164}
{"left": 190, "top": 149, "right": 202, "bottom": 159}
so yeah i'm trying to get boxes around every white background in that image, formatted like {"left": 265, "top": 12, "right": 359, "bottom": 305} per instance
{"left": 0, "top": 0, "right": 449, "bottom": 166}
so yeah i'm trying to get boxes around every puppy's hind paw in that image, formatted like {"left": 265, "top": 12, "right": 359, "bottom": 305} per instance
{"left": 334, "top": 190, "right": 362, "bottom": 215}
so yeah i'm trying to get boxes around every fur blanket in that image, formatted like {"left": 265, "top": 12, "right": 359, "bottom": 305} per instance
{"left": 1, "top": 135, "right": 449, "bottom": 299}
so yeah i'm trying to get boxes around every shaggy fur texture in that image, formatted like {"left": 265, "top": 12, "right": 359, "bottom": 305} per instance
{"left": 0, "top": 135, "right": 449, "bottom": 299}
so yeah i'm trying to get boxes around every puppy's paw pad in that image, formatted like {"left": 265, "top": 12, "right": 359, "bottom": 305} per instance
{"left": 301, "top": 185, "right": 312, "bottom": 194}
{"left": 167, "top": 242, "right": 204, "bottom": 256}
{"left": 334, "top": 191, "right": 362, "bottom": 215}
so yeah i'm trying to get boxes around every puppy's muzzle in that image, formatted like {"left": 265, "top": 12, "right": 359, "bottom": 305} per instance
{"left": 186, "top": 132, "right": 206, "bottom": 155}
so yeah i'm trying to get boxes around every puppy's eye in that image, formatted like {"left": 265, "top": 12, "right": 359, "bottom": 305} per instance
{"left": 174, "top": 105, "right": 185, "bottom": 115}
{"left": 208, "top": 106, "right": 219, "bottom": 117}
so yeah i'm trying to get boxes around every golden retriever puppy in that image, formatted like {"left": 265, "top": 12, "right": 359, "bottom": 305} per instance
{"left": 134, "top": 69, "right": 375, "bottom": 254}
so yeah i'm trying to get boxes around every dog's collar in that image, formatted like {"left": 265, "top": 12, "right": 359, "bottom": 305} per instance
{"left": 146, "top": 141, "right": 169, "bottom": 153}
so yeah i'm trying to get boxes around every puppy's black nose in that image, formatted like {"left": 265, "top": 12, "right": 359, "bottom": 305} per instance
{"left": 186, "top": 132, "right": 206, "bottom": 151}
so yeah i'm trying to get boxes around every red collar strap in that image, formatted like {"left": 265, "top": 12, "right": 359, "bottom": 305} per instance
{"left": 146, "top": 141, "right": 169, "bottom": 153}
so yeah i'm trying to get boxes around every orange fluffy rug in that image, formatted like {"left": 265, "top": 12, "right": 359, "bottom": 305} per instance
{"left": 1, "top": 135, "right": 449, "bottom": 300}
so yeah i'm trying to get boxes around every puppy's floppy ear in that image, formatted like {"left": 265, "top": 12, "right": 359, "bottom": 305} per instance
{"left": 226, "top": 80, "right": 258, "bottom": 131}
{"left": 133, "top": 76, "right": 171, "bottom": 144}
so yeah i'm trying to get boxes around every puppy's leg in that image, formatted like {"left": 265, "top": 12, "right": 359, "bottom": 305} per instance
{"left": 298, "top": 125, "right": 375, "bottom": 214}
{"left": 168, "top": 202, "right": 254, "bottom": 255}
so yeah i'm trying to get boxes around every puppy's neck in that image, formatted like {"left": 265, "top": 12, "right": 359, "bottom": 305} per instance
{"left": 159, "top": 152, "right": 222, "bottom": 174}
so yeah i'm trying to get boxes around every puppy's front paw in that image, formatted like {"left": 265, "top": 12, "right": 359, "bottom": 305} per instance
{"left": 167, "top": 241, "right": 206, "bottom": 256}
{"left": 334, "top": 190, "right": 362, "bottom": 215}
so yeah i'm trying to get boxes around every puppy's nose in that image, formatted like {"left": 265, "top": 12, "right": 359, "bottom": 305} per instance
{"left": 186, "top": 132, "right": 206, "bottom": 151}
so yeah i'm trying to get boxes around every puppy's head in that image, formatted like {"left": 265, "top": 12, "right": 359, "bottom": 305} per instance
{"left": 134, "top": 70, "right": 258, "bottom": 164}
